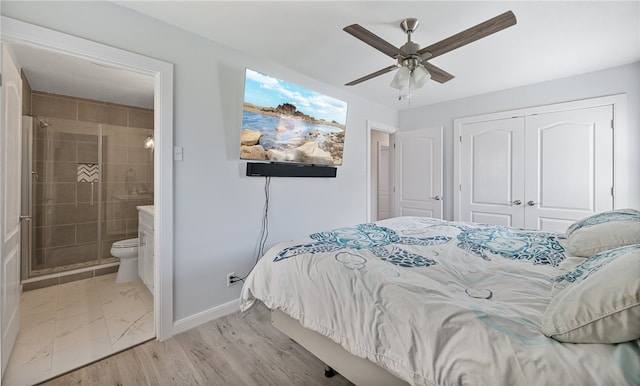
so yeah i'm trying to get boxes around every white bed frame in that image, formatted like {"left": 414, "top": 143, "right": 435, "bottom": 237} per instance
{"left": 271, "top": 309, "right": 408, "bottom": 386}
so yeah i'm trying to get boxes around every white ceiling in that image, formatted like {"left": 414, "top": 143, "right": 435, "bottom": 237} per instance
{"left": 9, "top": 1, "right": 640, "bottom": 111}
{"left": 7, "top": 42, "right": 155, "bottom": 109}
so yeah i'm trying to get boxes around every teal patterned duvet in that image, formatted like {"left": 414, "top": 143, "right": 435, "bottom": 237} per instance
{"left": 240, "top": 216, "right": 638, "bottom": 386}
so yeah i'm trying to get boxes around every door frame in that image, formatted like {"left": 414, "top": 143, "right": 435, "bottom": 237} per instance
{"left": 453, "top": 94, "right": 628, "bottom": 221}
{"left": 1, "top": 17, "right": 175, "bottom": 341}
{"left": 366, "top": 120, "right": 397, "bottom": 222}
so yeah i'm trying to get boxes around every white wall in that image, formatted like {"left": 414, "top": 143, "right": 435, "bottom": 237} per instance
{"left": 399, "top": 62, "right": 640, "bottom": 220}
{"left": 1, "top": 2, "right": 397, "bottom": 322}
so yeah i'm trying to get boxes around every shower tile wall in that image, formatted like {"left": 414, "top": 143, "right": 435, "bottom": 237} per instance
{"left": 30, "top": 91, "right": 153, "bottom": 276}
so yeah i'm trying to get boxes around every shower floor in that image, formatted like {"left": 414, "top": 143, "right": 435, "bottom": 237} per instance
{"left": 2, "top": 273, "right": 154, "bottom": 386}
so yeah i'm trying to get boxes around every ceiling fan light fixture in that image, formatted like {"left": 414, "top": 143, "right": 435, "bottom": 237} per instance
{"left": 389, "top": 66, "right": 411, "bottom": 90}
{"left": 390, "top": 62, "right": 430, "bottom": 95}
{"left": 411, "top": 65, "right": 431, "bottom": 89}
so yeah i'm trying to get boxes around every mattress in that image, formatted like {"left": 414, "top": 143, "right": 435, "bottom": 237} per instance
{"left": 240, "top": 216, "right": 639, "bottom": 386}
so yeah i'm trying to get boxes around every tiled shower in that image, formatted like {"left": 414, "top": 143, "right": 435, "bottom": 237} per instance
{"left": 23, "top": 83, "right": 153, "bottom": 289}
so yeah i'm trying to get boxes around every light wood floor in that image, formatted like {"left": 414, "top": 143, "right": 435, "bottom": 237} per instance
{"left": 40, "top": 303, "right": 354, "bottom": 386}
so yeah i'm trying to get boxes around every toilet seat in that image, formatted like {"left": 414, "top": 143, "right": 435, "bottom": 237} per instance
{"left": 112, "top": 238, "right": 139, "bottom": 248}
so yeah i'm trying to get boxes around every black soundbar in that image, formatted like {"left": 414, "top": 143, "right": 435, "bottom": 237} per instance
{"left": 246, "top": 162, "right": 337, "bottom": 178}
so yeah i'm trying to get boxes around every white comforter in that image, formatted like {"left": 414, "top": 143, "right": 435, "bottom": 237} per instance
{"left": 240, "top": 217, "right": 639, "bottom": 386}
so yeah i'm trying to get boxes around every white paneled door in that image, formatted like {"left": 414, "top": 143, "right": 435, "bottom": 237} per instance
{"left": 1, "top": 45, "right": 22, "bottom": 376}
{"left": 394, "top": 127, "right": 443, "bottom": 219}
{"left": 460, "top": 117, "right": 526, "bottom": 227}
{"left": 459, "top": 104, "right": 614, "bottom": 232}
{"left": 524, "top": 106, "right": 613, "bottom": 231}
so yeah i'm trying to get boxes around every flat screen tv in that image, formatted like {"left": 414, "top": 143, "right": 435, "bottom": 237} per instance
{"left": 240, "top": 68, "right": 348, "bottom": 166}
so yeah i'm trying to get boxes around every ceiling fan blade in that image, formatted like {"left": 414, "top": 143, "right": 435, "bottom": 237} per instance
{"left": 422, "top": 62, "right": 454, "bottom": 83}
{"left": 345, "top": 65, "right": 398, "bottom": 86}
{"left": 417, "top": 11, "right": 516, "bottom": 59}
{"left": 344, "top": 24, "right": 402, "bottom": 59}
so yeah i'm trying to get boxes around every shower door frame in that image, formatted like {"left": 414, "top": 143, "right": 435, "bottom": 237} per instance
{"left": 20, "top": 117, "right": 33, "bottom": 280}
{"left": 2, "top": 16, "right": 175, "bottom": 341}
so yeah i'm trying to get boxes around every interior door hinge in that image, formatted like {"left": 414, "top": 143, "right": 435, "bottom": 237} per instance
{"left": 459, "top": 135, "right": 462, "bottom": 142}
{"left": 459, "top": 184, "right": 462, "bottom": 191}
{"left": 0, "top": 74, "right": 2, "bottom": 87}
{"left": 611, "top": 119, "right": 614, "bottom": 129}
{"left": 611, "top": 186, "right": 615, "bottom": 196}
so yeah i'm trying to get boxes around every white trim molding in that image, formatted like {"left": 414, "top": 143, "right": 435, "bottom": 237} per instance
{"left": 172, "top": 299, "right": 240, "bottom": 335}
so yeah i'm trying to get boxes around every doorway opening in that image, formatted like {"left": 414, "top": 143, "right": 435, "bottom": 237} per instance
{"left": 366, "top": 120, "right": 397, "bottom": 223}
{"left": 1, "top": 16, "right": 174, "bottom": 385}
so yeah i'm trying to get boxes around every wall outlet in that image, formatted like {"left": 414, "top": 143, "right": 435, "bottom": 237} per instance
{"left": 226, "top": 272, "right": 240, "bottom": 287}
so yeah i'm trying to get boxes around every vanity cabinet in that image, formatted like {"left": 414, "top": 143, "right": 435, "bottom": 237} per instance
{"left": 138, "top": 207, "right": 154, "bottom": 294}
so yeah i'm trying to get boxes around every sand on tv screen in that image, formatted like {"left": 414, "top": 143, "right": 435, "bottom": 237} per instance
{"left": 239, "top": 68, "right": 348, "bottom": 166}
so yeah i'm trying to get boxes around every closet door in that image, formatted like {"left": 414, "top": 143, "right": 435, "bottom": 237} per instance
{"left": 460, "top": 117, "right": 525, "bottom": 227}
{"left": 524, "top": 105, "right": 614, "bottom": 232}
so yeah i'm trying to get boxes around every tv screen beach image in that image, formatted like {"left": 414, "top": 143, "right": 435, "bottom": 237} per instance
{"left": 240, "top": 69, "right": 348, "bottom": 166}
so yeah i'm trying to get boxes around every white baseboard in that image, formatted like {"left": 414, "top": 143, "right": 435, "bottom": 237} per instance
{"left": 172, "top": 298, "right": 240, "bottom": 335}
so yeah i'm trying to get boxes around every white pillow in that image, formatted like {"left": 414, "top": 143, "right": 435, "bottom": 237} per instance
{"left": 542, "top": 244, "right": 640, "bottom": 343}
{"left": 565, "top": 209, "right": 640, "bottom": 257}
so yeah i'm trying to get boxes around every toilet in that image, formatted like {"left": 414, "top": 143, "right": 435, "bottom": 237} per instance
{"left": 111, "top": 238, "right": 139, "bottom": 283}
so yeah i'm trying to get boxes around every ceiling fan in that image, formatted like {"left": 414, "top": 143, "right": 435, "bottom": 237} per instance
{"left": 343, "top": 11, "right": 517, "bottom": 96}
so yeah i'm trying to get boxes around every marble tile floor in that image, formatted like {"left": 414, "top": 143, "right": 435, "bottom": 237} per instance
{"left": 2, "top": 273, "right": 154, "bottom": 386}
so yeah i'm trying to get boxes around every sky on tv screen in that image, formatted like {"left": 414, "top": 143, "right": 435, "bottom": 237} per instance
{"left": 244, "top": 69, "right": 348, "bottom": 125}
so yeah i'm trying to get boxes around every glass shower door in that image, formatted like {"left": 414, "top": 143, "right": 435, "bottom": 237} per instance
{"left": 30, "top": 117, "right": 102, "bottom": 277}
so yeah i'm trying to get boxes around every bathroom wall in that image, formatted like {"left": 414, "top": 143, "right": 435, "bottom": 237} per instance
{"left": 29, "top": 90, "right": 153, "bottom": 277}
{"left": 101, "top": 122, "right": 154, "bottom": 259}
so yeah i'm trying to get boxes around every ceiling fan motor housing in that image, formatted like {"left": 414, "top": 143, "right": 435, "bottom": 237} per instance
{"left": 400, "top": 41, "right": 420, "bottom": 55}
{"left": 398, "top": 56, "right": 422, "bottom": 71}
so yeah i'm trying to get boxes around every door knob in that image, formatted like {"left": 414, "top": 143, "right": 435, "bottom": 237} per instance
{"left": 19, "top": 215, "right": 31, "bottom": 222}
{"left": 512, "top": 200, "right": 522, "bottom": 205}
{"left": 527, "top": 200, "right": 537, "bottom": 206}
{"left": 433, "top": 196, "right": 442, "bottom": 201}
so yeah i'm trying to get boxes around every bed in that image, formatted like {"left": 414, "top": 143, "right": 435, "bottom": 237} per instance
{"left": 240, "top": 214, "right": 640, "bottom": 386}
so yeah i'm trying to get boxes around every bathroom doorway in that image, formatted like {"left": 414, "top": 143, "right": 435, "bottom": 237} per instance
{"left": 1, "top": 17, "right": 173, "bottom": 384}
